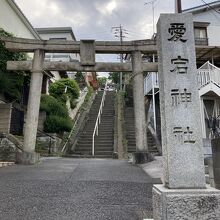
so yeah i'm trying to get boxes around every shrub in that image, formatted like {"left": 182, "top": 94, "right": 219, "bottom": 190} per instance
{"left": 70, "top": 99, "right": 78, "bottom": 109}
{"left": 84, "top": 86, "right": 93, "bottom": 102}
{"left": 49, "top": 78, "right": 80, "bottom": 106}
{"left": 44, "top": 115, "right": 72, "bottom": 133}
{"left": 97, "top": 77, "right": 107, "bottom": 87}
{"left": 0, "top": 28, "right": 28, "bottom": 102}
{"left": 40, "top": 95, "right": 68, "bottom": 117}
{"left": 40, "top": 94, "right": 72, "bottom": 133}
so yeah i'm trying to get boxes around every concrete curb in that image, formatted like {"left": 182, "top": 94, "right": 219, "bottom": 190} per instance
{"left": 0, "top": 162, "right": 15, "bottom": 168}
{"left": 140, "top": 156, "right": 163, "bottom": 182}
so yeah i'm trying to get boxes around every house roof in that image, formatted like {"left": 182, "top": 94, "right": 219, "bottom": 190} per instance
{"left": 7, "top": 0, "right": 41, "bottom": 39}
{"left": 35, "top": 27, "right": 76, "bottom": 41}
{"left": 183, "top": 1, "right": 220, "bottom": 14}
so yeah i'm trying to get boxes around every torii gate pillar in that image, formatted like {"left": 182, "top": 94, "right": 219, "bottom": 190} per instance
{"left": 16, "top": 49, "right": 44, "bottom": 164}
{"left": 131, "top": 50, "right": 152, "bottom": 164}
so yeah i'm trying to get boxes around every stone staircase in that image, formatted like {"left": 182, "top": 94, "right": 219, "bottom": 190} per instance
{"left": 124, "top": 107, "right": 158, "bottom": 154}
{"left": 72, "top": 91, "right": 115, "bottom": 158}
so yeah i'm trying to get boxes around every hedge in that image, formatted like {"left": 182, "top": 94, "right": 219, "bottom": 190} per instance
{"left": 40, "top": 94, "right": 72, "bottom": 133}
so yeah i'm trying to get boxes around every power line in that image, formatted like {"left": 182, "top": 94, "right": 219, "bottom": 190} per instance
{"left": 111, "top": 25, "right": 129, "bottom": 90}
{"left": 111, "top": 25, "right": 129, "bottom": 41}
{"left": 125, "top": 31, "right": 148, "bottom": 38}
{"left": 200, "top": 0, "right": 220, "bottom": 15}
{"left": 126, "top": 29, "right": 146, "bottom": 35}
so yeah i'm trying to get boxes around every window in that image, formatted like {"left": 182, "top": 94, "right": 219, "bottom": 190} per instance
{"left": 195, "top": 27, "right": 207, "bottom": 39}
{"left": 49, "top": 37, "right": 66, "bottom": 40}
{"left": 194, "top": 27, "right": 208, "bottom": 45}
{"left": 194, "top": 22, "right": 209, "bottom": 46}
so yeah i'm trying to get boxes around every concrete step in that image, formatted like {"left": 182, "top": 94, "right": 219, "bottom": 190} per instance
{"left": 77, "top": 141, "right": 93, "bottom": 145}
{"left": 95, "top": 136, "right": 114, "bottom": 140}
{"left": 75, "top": 144, "right": 92, "bottom": 149}
{"left": 65, "top": 153, "right": 113, "bottom": 159}
{"left": 94, "top": 151, "right": 113, "bottom": 156}
{"left": 94, "top": 142, "right": 113, "bottom": 146}
{"left": 97, "top": 128, "right": 114, "bottom": 131}
{"left": 76, "top": 143, "right": 113, "bottom": 148}
{"left": 94, "top": 144, "right": 113, "bottom": 148}
{"left": 96, "top": 129, "right": 114, "bottom": 133}
{"left": 94, "top": 148, "right": 113, "bottom": 153}
{"left": 98, "top": 123, "right": 114, "bottom": 126}
{"left": 78, "top": 135, "right": 93, "bottom": 138}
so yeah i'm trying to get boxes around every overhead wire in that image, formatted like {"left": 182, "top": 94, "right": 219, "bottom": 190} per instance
{"left": 200, "top": 0, "right": 220, "bottom": 15}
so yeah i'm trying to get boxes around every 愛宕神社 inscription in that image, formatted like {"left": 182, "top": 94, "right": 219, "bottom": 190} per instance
{"left": 171, "top": 88, "right": 192, "bottom": 107}
{"left": 170, "top": 56, "right": 189, "bottom": 74}
{"left": 173, "top": 126, "right": 196, "bottom": 144}
{"left": 168, "top": 23, "right": 187, "bottom": 42}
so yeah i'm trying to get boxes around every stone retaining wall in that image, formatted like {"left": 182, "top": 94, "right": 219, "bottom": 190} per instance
{"left": 37, "top": 134, "right": 62, "bottom": 154}
{"left": 0, "top": 136, "right": 17, "bottom": 162}
{"left": 0, "top": 104, "right": 12, "bottom": 133}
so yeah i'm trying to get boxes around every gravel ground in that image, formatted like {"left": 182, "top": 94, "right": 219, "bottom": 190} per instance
{"left": 0, "top": 157, "right": 160, "bottom": 220}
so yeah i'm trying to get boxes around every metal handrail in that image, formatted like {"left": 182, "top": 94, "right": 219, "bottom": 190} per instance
{"left": 37, "top": 129, "right": 56, "bottom": 139}
{"left": 92, "top": 87, "right": 107, "bottom": 156}
{"left": 61, "top": 113, "right": 81, "bottom": 153}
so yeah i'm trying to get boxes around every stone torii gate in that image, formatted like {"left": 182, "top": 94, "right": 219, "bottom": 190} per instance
{"left": 1, "top": 37, "right": 158, "bottom": 164}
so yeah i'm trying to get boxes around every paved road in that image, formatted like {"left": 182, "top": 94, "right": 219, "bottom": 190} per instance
{"left": 0, "top": 158, "right": 160, "bottom": 220}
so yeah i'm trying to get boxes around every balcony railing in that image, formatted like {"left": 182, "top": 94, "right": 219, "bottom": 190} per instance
{"left": 195, "top": 38, "right": 208, "bottom": 46}
{"left": 198, "top": 63, "right": 220, "bottom": 88}
{"left": 144, "top": 72, "right": 159, "bottom": 95}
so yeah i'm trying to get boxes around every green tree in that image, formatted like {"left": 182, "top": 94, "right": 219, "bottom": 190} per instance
{"left": 97, "top": 77, "right": 107, "bottom": 87}
{"left": 108, "top": 72, "right": 120, "bottom": 84}
{"left": 49, "top": 78, "right": 80, "bottom": 107}
{"left": 75, "top": 72, "right": 84, "bottom": 83}
{"left": 74, "top": 71, "right": 86, "bottom": 89}
{"left": 0, "top": 28, "right": 28, "bottom": 102}
{"left": 40, "top": 95, "right": 69, "bottom": 117}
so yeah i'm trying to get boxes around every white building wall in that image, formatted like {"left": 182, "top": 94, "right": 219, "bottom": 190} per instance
{"left": 39, "top": 31, "right": 79, "bottom": 61}
{"left": 50, "top": 71, "right": 61, "bottom": 82}
{"left": 45, "top": 71, "right": 62, "bottom": 94}
{"left": 39, "top": 33, "right": 74, "bottom": 41}
{"left": 206, "top": 26, "right": 220, "bottom": 46}
{"left": 192, "top": 10, "right": 220, "bottom": 46}
{"left": 0, "top": 0, "right": 38, "bottom": 39}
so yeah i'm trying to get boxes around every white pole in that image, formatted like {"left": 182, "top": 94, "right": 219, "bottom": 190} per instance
{"left": 152, "top": 86, "right": 157, "bottom": 134}
{"left": 92, "top": 136, "right": 95, "bottom": 156}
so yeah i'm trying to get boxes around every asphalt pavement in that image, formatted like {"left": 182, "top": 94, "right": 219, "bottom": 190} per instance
{"left": 0, "top": 157, "right": 161, "bottom": 220}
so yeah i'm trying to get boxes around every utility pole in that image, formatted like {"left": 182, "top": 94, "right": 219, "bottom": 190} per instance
{"left": 111, "top": 25, "right": 128, "bottom": 90}
{"left": 175, "top": 0, "right": 182, "bottom": 13}
{"left": 145, "top": 0, "right": 157, "bottom": 35}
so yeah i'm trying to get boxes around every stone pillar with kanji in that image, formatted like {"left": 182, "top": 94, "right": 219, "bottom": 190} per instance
{"left": 153, "top": 13, "right": 220, "bottom": 220}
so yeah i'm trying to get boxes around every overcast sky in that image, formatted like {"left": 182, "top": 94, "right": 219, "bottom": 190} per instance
{"left": 15, "top": 0, "right": 216, "bottom": 76}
